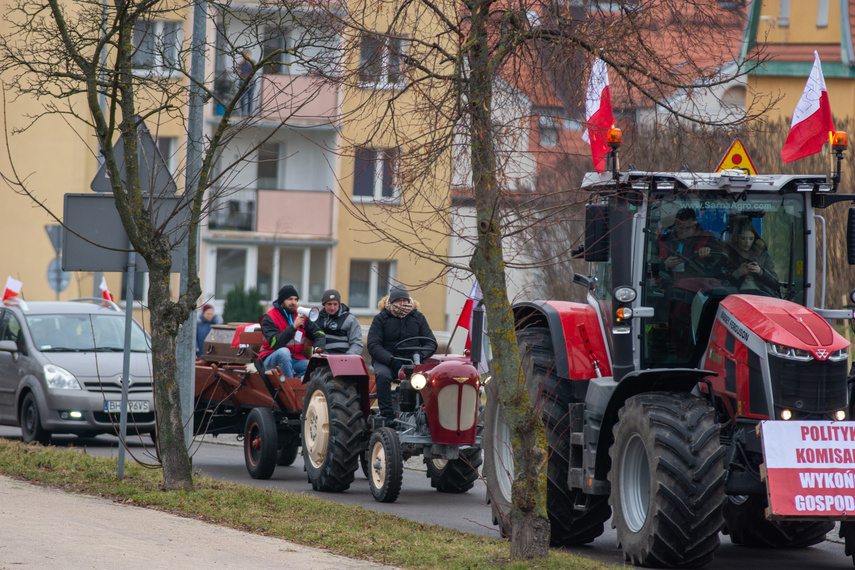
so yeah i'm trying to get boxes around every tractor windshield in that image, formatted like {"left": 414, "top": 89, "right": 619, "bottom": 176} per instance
{"left": 641, "top": 191, "right": 807, "bottom": 367}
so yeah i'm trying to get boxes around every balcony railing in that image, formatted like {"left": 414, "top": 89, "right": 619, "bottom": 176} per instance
{"left": 212, "top": 74, "right": 338, "bottom": 126}
{"left": 207, "top": 187, "right": 334, "bottom": 237}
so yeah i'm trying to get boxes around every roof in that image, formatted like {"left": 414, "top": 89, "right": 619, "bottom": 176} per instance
{"left": 3, "top": 299, "right": 125, "bottom": 315}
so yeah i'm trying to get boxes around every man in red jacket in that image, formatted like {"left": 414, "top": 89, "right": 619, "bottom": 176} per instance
{"left": 258, "top": 285, "right": 324, "bottom": 377}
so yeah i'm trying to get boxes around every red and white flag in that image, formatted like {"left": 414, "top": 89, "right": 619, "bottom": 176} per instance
{"left": 2, "top": 276, "right": 22, "bottom": 302}
{"left": 781, "top": 51, "right": 835, "bottom": 163}
{"left": 99, "top": 276, "right": 114, "bottom": 302}
{"left": 454, "top": 282, "right": 488, "bottom": 373}
{"left": 582, "top": 58, "right": 615, "bottom": 173}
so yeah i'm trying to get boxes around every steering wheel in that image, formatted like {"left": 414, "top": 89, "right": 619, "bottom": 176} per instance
{"left": 392, "top": 336, "right": 437, "bottom": 365}
{"left": 676, "top": 250, "right": 730, "bottom": 278}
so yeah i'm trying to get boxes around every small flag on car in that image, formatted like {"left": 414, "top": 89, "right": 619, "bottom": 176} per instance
{"left": 2, "top": 276, "right": 22, "bottom": 302}
{"left": 99, "top": 276, "right": 114, "bottom": 303}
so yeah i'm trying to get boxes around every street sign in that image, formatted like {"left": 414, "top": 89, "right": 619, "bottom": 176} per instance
{"left": 90, "top": 121, "right": 178, "bottom": 195}
{"left": 45, "top": 224, "right": 62, "bottom": 255}
{"left": 715, "top": 139, "right": 757, "bottom": 175}
{"left": 61, "top": 193, "right": 186, "bottom": 273}
{"left": 47, "top": 257, "right": 70, "bottom": 292}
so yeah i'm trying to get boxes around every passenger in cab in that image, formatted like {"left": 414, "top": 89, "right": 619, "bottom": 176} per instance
{"left": 723, "top": 219, "right": 781, "bottom": 297}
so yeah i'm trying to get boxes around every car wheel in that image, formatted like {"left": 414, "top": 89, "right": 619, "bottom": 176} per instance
{"left": 20, "top": 392, "right": 51, "bottom": 445}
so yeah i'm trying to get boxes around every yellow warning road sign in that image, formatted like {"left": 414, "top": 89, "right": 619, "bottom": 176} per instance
{"left": 715, "top": 139, "right": 757, "bottom": 175}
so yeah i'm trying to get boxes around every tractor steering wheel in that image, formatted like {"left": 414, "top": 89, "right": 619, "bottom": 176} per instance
{"left": 392, "top": 336, "right": 437, "bottom": 365}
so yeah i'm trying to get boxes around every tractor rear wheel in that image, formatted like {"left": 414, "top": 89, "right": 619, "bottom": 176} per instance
{"left": 609, "top": 392, "right": 725, "bottom": 568}
{"left": 244, "top": 407, "right": 278, "bottom": 480}
{"left": 483, "top": 327, "right": 610, "bottom": 545}
{"left": 426, "top": 447, "right": 482, "bottom": 493}
{"left": 368, "top": 427, "right": 403, "bottom": 503}
{"left": 302, "top": 368, "right": 362, "bottom": 492}
{"left": 722, "top": 494, "right": 832, "bottom": 548}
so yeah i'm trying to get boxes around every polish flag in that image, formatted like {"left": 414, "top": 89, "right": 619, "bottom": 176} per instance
{"left": 781, "top": 51, "right": 835, "bottom": 163}
{"left": 2, "top": 276, "right": 22, "bottom": 301}
{"left": 99, "top": 276, "right": 114, "bottom": 302}
{"left": 582, "top": 58, "right": 615, "bottom": 173}
{"left": 454, "top": 282, "right": 488, "bottom": 373}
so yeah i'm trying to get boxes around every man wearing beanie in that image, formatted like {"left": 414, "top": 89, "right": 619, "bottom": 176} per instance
{"left": 367, "top": 285, "right": 436, "bottom": 422}
{"left": 315, "top": 289, "right": 363, "bottom": 355}
{"left": 258, "top": 284, "right": 325, "bottom": 377}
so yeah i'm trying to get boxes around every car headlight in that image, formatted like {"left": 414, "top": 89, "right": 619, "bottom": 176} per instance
{"left": 44, "top": 364, "right": 81, "bottom": 390}
{"left": 411, "top": 373, "right": 427, "bottom": 390}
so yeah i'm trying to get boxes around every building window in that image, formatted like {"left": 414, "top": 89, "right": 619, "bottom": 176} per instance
{"left": 262, "top": 27, "right": 285, "bottom": 75}
{"left": 257, "top": 142, "right": 280, "bottom": 189}
{"left": 215, "top": 248, "right": 248, "bottom": 299}
{"left": 536, "top": 107, "right": 571, "bottom": 147}
{"left": 120, "top": 271, "right": 147, "bottom": 302}
{"left": 349, "top": 260, "right": 395, "bottom": 309}
{"left": 256, "top": 245, "right": 329, "bottom": 303}
{"left": 817, "top": 0, "right": 828, "bottom": 28}
{"left": 155, "top": 136, "right": 178, "bottom": 176}
{"left": 133, "top": 20, "right": 182, "bottom": 74}
{"left": 359, "top": 35, "right": 406, "bottom": 87}
{"left": 353, "top": 147, "right": 397, "bottom": 200}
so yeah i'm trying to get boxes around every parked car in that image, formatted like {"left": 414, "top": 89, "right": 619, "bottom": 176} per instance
{"left": 0, "top": 298, "right": 155, "bottom": 443}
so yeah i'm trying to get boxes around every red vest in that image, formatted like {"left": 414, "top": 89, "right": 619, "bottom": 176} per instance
{"left": 258, "top": 307, "right": 307, "bottom": 360}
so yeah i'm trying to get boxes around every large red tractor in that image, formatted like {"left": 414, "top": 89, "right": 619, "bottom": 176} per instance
{"left": 484, "top": 134, "right": 855, "bottom": 566}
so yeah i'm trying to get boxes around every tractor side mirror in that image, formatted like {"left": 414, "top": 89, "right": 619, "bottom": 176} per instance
{"left": 585, "top": 203, "right": 609, "bottom": 262}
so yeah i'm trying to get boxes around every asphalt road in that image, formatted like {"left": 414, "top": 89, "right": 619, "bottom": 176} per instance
{"left": 1, "top": 426, "right": 854, "bottom": 568}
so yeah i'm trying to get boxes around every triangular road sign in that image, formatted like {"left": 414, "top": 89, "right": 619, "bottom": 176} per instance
{"left": 90, "top": 120, "right": 178, "bottom": 194}
{"left": 715, "top": 139, "right": 757, "bottom": 175}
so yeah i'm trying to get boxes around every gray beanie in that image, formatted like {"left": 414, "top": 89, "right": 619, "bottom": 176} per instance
{"left": 277, "top": 284, "right": 299, "bottom": 304}
{"left": 321, "top": 289, "right": 340, "bottom": 305}
{"left": 389, "top": 285, "right": 410, "bottom": 303}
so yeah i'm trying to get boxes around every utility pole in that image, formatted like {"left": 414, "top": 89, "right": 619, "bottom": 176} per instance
{"left": 177, "top": 0, "right": 208, "bottom": 448}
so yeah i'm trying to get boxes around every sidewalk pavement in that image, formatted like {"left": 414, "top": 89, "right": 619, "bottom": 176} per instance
{"left": 0, "top": 475, "right": 394, "bottom": 569}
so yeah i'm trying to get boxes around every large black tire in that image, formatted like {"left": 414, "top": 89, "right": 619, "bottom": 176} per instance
{"left": 483, "top": 327, "right": 610, "bottom": 545}
{"left": 722, "top": 494, "right": 832, "bottom": 548}
{"left": 20, "top": 392, "right": 50, "bottom": 445}
{"left": 840, "top": 521, "right": 855, "bottom": 566}
{"left": 367, "top": 427, "right": 403, "bottom": 503}
{"left": 244, "top": 407, "right": 278, "bottom": 480}
{"left": 425, "top": 447, "right": 482, "bottom": 493}
{"left": 610, "top": 392, "right": 725, "bottom": 568}
{"left": 302, "top": 368, "right": 362, "bottom": 492}
{"left": 276, "top": 444, "right": 300, "bottom": 466}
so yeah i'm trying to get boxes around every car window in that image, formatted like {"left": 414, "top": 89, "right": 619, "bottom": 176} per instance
{"left": 0, "top": 311, "right": 27, "bottom": 355}
{"left": 26, "top": 314, "right": 150, "bottom": 352}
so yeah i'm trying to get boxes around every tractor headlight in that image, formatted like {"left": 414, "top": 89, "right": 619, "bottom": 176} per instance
{"left": 614, "top": 287, "right": 637, "bottom": 303}
{"left": 835, "top": 410, "right": 848, "bottom": 421}
{"left": 44, "top": 364, "right": 81, "bottom": 390}
{"left": 411, "top": 373, "right": 427, "bottom": 390}
{"left": 767, "top": 343, "right": 812, "bottom": 361}
{"left": 830, "top": 347, "right": 850, "bottom": 361}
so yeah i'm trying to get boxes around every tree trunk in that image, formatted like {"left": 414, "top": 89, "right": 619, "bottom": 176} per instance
{"left": 147, "top": 263, "right": 193, "bottom": 491}
{"left": 466, "top": 3, "right": 550, "bottom": 551}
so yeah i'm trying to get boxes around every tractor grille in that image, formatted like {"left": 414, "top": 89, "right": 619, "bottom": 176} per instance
{"left": 769, "top": 355, "right": 848, "bottom": 414}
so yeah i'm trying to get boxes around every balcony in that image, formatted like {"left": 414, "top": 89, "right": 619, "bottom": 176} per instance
{"left": 213, "top": 74, "right": 338, "bottom": 127}
{"left": 207, "top": 187, "right": 333, "bottom": 237}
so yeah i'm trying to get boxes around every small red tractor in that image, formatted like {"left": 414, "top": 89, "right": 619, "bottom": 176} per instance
{"left": 484, "top": 132, "right": 855, "bottom": 566}
{"left": 301, "top": 335, "right": 484, "bottom": 503}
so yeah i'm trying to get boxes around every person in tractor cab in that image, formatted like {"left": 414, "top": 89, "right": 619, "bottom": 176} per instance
{"left": 258, "top": 285, "right": 325, "bottom": 378}
{"left": 367, "top": 285, "right": 436, "bottom": 423}
{"left": 723, "top": 218, "right": 781, "bottom": 297}
{"left": 316, "top": 288, "right": 363, "bottom": 355}
{"left": 658, "top": 208, "right": 724, "bottom": 282}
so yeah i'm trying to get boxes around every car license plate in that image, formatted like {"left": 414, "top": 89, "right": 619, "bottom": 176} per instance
{"left": 104, "top": 400, "right": 150, "bottom": 413}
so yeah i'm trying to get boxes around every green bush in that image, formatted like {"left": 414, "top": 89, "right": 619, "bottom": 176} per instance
{"left": 222, "top": 286, "right": 264, "bottom": 324}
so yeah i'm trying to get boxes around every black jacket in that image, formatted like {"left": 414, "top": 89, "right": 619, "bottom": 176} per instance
{"left": 367, "top": 296, "right": 436, "bottom": 366}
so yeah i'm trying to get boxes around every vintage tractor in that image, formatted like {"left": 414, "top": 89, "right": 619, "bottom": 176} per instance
{"left": 484, "top": 131, "right": 855, "bottom": 566}
{"left": 301, "top": 334, "right": 484, "bottom": 503}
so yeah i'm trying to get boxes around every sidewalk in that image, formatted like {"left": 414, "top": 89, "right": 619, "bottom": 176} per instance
{"left": 0, "top": 476, "right": 394, "bottom": 569}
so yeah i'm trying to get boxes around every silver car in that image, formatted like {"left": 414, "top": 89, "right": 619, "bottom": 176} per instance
{"left": 0, "top": 298, "right": 155, "bottom": 443}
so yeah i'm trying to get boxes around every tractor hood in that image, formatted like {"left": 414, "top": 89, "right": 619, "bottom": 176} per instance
{"left": 718, "top": 295, "right": 849, "bottom": 359}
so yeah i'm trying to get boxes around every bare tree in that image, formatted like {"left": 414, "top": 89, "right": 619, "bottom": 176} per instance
{"left": 311, "top": 0, "right": 775, "bottom": 558}
{"left": 0, "top": 0, "right": 335, "bottom": 489}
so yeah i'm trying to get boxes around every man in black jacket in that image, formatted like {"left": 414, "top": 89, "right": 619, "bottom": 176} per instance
{"left": 367, "top": 285, "right": 436, "bottom": 422}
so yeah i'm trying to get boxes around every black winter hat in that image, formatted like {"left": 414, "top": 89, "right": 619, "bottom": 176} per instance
{"left": 389, "top": 285, "right": 410, "bottom": 303}
{"left": 277, "top": 284, "right": 299, "bottom": 303}
{"left": 321, "top": 289, "right": 340, "bottom": 305}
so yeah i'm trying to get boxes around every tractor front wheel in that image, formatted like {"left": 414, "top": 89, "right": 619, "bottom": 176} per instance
{"left": 368, "top": 427, "right": 403, "bottom": 503}
{"left": 609, "top": 392, "right": 724, "bottom": 568}
{"left": 426, "top": 447, "right": 482, "bottom": 493}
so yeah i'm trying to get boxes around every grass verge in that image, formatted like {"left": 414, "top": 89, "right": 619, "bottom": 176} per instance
{"left": 0, "top": 438, "right": 613, "bottom": 569}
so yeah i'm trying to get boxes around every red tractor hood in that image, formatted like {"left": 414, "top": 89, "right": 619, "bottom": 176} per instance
{"left": 719, "top": 295, "right": 849, "bottom": 359}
